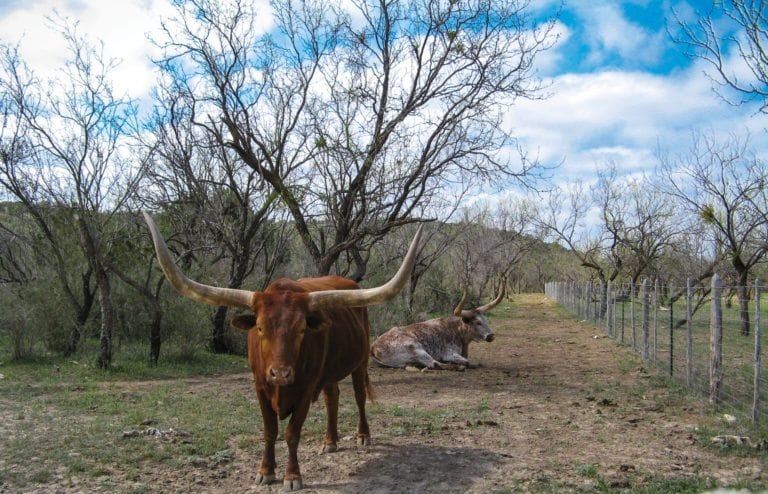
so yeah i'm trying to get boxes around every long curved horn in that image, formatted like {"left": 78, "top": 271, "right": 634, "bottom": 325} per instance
{"left": 143, "top": 212, "right": 254, "bottom": 309}
{"left": 453, "top": 288, "right": 468, "bottom": 316}
{"left": 307, "top": 224, "right": 424, "bottom": 311}
{"left": 475, "top": 280, "right": 506, "bottom": 313}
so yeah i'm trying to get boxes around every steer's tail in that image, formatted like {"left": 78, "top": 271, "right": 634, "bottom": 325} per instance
{"left": 365, "top": 370, "right": 376, "bottom": 404}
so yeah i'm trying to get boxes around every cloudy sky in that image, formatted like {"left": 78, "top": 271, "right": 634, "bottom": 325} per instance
{"left": 1, "top": 0, "right": 765, "bottom": 189}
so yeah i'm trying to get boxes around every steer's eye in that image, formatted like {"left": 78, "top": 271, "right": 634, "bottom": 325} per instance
{"left": 305, "top": 313, "right": 325, "bottom": 333}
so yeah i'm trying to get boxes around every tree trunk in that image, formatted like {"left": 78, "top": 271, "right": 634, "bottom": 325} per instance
{"left": 738, "top": 274, "right": 751, "bottom": 336}
{"left": 96, "top": 265, "right": 114, "bottom": 369}
{"left": 63, "top": 269, "right": 96, "bottom": 356}
{"left": 149, "top": 302, "right": 163, "bottom": 366}
{"left": 211, "top": 305, "right": 232, "bottom": 353}
{"left": 75, "top": 214, "right": 115, "bottom": 369}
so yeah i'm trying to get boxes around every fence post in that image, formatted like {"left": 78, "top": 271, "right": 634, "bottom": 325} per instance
{"left": 599, "top": 281, "right": 606, "bottom": 329}
{"left": 710, "top": 273, "right": 723, "bottom": 405}
{"left": 613, "top": 282, "right": 618, "bottom": 339}
{"left": 642, "top": 278, "right": 649, "bottom": 360}
{"left": 631, "top": 281, "right": 636, "bottom": 351}
{"left": 669, "top": 291, "right": 674, "bottom": 377}
{"left": 653, "top": 278, "right": 659, "bottom": 362}
{"left": 686, "top": 278, "right": 693, "bottom": 388}
{"left": 620, "top": 290, "right": 625, "bottom": 344}
{"left": 594, "top": 282, "right": 599, "bottom": 326}
{"left": 754, "top": 279, "right": 762, "bottom": 423}
{"left": 585, "top": 282, "right": 592, "bottom": 321}
{"left": 606, "top": 280, "right": 612, "bottom": 337}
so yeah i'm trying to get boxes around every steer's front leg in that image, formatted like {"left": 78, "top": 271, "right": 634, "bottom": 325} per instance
{"left": 255, "top": 390, "right": 278, "bottom": 485}
{"left": 283, "top": 397, "right": 312, "bottom": 491}
{"left": 444, "top": 352, "right": 471, "bottom": 368}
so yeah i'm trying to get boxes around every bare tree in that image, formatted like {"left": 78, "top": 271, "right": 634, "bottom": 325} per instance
{"left": 145, "top": 86, "right": 290, "bottom": 353}
{"left": 1, "top": 41, "right": 98, "bottom": 356}
{"left": 533, "top": 180, "right": 621, "bottom": 290}
{"left": 596, "top": 164, "right": 684, "bottom": 284}
{"left": 153, "top": 0, "right": 557, "bottom": 276}
{"left": 658, "top": 131, "right": 768, "bottom": 335}
{"left": 0, "top": 23, "right": 143, "bottom": 367}
{"left": 672, "top": 1, "right": 768, "bottom": 113}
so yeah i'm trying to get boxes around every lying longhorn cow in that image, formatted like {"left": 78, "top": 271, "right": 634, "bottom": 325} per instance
{"left": 143, "top": 213, "right": 423, "bottom": 491}
{"left": 370, "top": 284, "right": 505, "bottom": 370}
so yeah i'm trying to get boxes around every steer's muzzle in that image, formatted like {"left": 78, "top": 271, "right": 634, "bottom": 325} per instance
{"left": 267, "top": 366, "right": 295, "bottom": 385}
{"left": 485, "top": 334, "right": 495, "bottom": 342}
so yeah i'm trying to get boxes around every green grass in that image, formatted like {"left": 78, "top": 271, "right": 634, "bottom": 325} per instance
{"left": 0, "top": 348, "right": 494, "bottom": 492}
{"left": 563, "top": 292, "right": 768, "bottom": 427}
{"left": 575, "top": 463, "right": 599, "bottom": 478}
{"left": 0, "top": 345, "right": 252, "bottom": 490}
{"left": 496, "top": 472, "right": 717, "bottom": 493}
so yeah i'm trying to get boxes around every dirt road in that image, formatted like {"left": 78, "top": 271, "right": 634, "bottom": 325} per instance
{"left": 12, "top": 294, "right": 767, "bottom": 493}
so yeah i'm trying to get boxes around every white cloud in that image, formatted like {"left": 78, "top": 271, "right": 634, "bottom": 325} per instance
{"left": 504, "top": 62, "right": 767, "bottom": 184}
{"left": 572, "top": 1, "right": 665, "bottom": 68}
{"left": 532, "top": 20, "right": 572, "bottom": 76}
{"left": 0, "top": 0, "right": 172, "bottom": 100}
{"left": 0, "top": 0, "right": 273, "bottom": 105}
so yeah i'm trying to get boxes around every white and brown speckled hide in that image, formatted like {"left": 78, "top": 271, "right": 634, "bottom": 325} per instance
{"left": 370, "top": 311, "right": 495, "bottom": 370}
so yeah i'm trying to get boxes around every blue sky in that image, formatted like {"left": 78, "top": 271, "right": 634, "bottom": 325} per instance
{"left": 553, "top": 1, "right": 690, "bottom": 75}
{"left": 1, "top": 0, "right": 765, "bottom": 192}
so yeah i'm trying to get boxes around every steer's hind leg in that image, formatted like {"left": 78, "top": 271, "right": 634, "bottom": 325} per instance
{"left": 321, "top": 382, "right": 340, "bottom": 453}
{"left": 351, "top": 367, "right": 371, "bottom": 445}
{"left": 408, "top": 346, "right": 446, "bottom": 370}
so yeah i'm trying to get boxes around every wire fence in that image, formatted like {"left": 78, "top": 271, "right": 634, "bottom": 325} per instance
{"left": 545, "top": 274, "right": 768, "bottom": 424}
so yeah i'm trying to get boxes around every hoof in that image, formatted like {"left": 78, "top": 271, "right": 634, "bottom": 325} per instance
{"left": 357, "top": 434, "right": 371, "bottom": 446}
{"left": 283, "top": 477, "right": 304, "bottom": 491}
{"left": 321, "top": 443, "right": 338, "bottom": 453}
{"left": 256, "top": 473, "right": 276, "bottom": 485}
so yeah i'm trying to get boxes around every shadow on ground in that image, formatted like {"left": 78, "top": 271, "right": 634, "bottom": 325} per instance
{"left": 310, "top": 442, "right": 504, "bottom": 493}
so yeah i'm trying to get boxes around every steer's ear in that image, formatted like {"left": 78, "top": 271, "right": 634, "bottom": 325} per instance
{"left": 231, "top": 315, "right": 256, "bottom": 332}
{"left": 305, "top": 312, "right": 330, "bottom": 334}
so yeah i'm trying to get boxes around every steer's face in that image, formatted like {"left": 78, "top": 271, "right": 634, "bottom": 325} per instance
{"left": 231, "top": 286, "right": 328, "bottom": 386}
{"left": 462, "top": 311, "right": 495, "bottom": 343}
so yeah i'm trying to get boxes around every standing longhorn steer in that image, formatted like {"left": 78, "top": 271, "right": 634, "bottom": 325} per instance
{"left": 370, "top": 284, "right": 505, "bottom": 371}
{"left": 143, "top": 213, "right": 422, "bottom": 491}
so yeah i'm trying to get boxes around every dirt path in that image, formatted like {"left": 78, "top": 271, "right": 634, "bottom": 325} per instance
{"left": 126, "top": 293, "right": 765, "bottom": 493}
{"left": 11, "top": 294, "right": 767, "bottom": 493}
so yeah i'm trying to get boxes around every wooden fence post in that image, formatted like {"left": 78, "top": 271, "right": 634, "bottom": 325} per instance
{"left": 620, "top": 289, "right": 625, "bottom": 344}
{"left": 669, "top": 292, "right": 674, "bottom": 377}
{"left": 653, "top": 278, "right": 659, "bottom": 362}
{"left": 585, "top": 282, "right": 592, "bottom": 321}
{"left": 754, "top": 279, "right": 762, "bottom": 423}
{"left": 687, "top": 278, "right": 693, "bottom": 388}
{"left": 631, "top": 281, "right": 636, "bottom": 351}
{"left": 710, "top": 273, "right": 723, "bottom": 405}
{"left": 642, "top": 278, "right": 649, "bottom": 360}
{"left": 613, "top": 282, "right": 618, "bottom": 339}
{"left": 606, "top": 280, "right": 612, "bottom": 337}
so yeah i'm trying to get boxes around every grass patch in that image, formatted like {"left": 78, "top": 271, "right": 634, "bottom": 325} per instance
{"left": 498, "top": 472, "right": 716, "bottom": 493}
{"left": 575, "top": 463, "right": 598, "bottom": 478}
{"left": 369, "top": 396, "right": 493, "bottom": 438}
{"left": 0, "top": 348, "right": 254, "bottom": 491}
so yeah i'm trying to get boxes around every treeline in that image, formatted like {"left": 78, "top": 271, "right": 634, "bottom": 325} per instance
{"left": 0, "top": 201, "right": 568, "bottom": 365}
{"left": 2, "top": 0, "right": 768, "bottom": 367}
